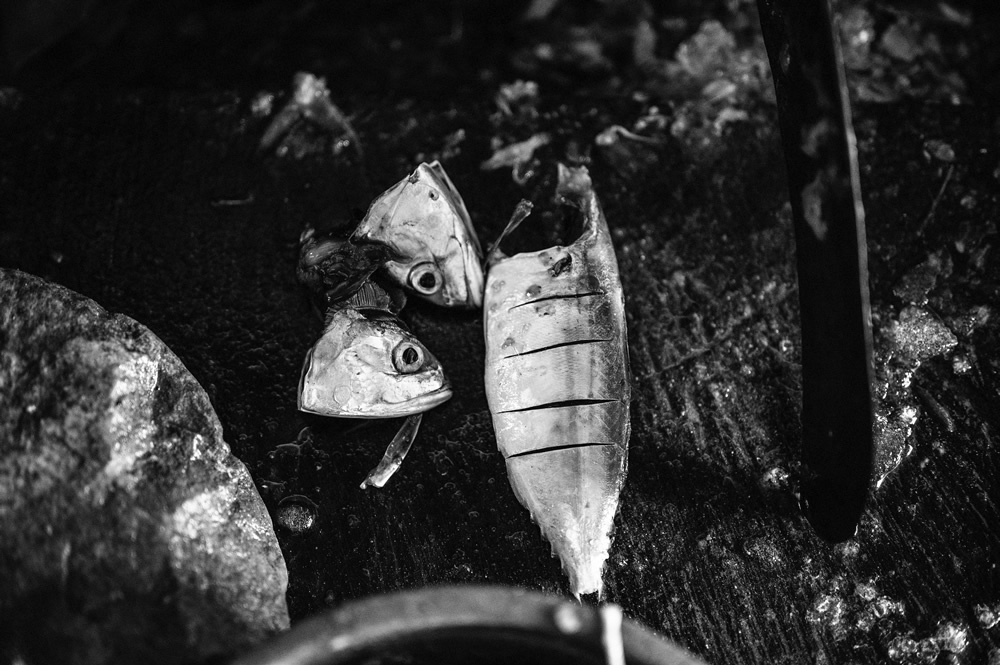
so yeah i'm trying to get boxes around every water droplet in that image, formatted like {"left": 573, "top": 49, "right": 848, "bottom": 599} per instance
{"left": 886, "top": 635, "right": 919, "bottom": 662}
{"left": 507, "top": 530, "right": 527, "bottom": 550}
{"left": 275, "top": 495, "right": 318, "bottom": 534}
{"left": 807, "top": 594, "right": 846, "bottom": 629}
{"left": 430, "top": 451, "right": 454, "bottom": 476}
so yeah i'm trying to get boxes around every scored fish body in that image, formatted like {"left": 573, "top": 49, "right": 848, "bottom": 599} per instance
{"left": 483, "top": 164, "right": 630, "bottom": 598}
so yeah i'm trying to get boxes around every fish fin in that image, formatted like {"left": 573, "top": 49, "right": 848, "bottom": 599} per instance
{"left": 504, "top": 445, "right": 623, "bottom": 598}
{"left": 347, "top": 279, "right": 402, "bottom": 313}
{"left": 360, "top": 414, "right": 423, "bottom": 489}
{"left": 485, "top": 199, "right": 534, "bottom": 268}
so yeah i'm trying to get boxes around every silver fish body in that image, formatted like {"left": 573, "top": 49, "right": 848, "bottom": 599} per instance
{"left": 483, "top": 165, "right": 630, "bottom": 598}
{"left": 353, "top": 161, "right": 484, "bottom": 308}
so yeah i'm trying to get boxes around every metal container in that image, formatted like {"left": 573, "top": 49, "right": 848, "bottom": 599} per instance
{"left": 235, "top": 585, "right": 707, "bottom": 665}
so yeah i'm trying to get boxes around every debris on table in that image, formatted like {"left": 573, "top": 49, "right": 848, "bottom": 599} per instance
{"left": 260, "top": 71, "right": 363, "bottom": 159}
{"left": 439, "top": 128, "right": 467, "bottom": 161}
{"left": 480, "top": 133, "right": 551, "bottom": 185}
{"left": 837, "top": 2, "right": 970, "bottom": 104}
{"left": 495, "top": 79, "right": 540, "bottom": 119}
{"left": 872, "top": 258, "right": 961, "bottom": 487}
{"left": 594, "top": 124, "right": 664, "bottom": 177}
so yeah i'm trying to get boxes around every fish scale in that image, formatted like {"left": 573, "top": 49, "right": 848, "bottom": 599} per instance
{"left": 484, "top": 164, "right": 630, "bottom": 598}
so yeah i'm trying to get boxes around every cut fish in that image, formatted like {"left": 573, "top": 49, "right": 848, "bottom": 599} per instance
{"left": 484, "top": 164, "right": 630, "bottom": 598}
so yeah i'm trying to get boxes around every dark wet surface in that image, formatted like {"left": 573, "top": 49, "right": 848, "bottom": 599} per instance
{"left": 3, "top": 1, "right": 1000, "bottom": 663}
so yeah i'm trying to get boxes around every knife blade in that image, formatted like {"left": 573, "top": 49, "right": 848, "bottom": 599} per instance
{"left": 755, "top": 0, "right": 875, "bottom": 541}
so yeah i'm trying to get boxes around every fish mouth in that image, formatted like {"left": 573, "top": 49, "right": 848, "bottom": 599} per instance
{"left": 300, "top": 385, "right": 454, "bottom": 419}
{"left": 398, "top": 385, "right": 454, "bottom": 413}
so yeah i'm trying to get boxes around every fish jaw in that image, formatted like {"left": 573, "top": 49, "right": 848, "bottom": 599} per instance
{"left": 432, "top": 232, "right": 484, "bottom": 308}
{"left": 385, "top": 383, "right": 453, "bottom": 416}
{"left": 298, "top": 309, "right": 452, "bottom": 418}
{"left": 354, "top": 162, "right": 484, "bottom": 308}
{"left": 483, "top": 165, "right": 630, "bottom": 598}
{"left": 427, "top": 160, "right": 485, "bottom": 308}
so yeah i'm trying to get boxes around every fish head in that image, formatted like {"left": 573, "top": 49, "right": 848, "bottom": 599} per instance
{"left": 354, "top": 161, "right": 484, "bottom": 308}
{"left": 298, "top": 309, "right": 452, "bottom": 418}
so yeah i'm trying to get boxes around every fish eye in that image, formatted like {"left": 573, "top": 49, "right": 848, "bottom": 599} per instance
{"left": 392, "top": 342, "right": 425, "bottom": 373}
{"left": 408, "top": 262, "right": 443, "bottom": 295}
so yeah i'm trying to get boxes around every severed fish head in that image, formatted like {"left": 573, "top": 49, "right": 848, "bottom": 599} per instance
{"left": 353, "top": 161, "right": 484, "bottom": 308}
{"left": 298, "top": 308, "right": 452, "bottom": 418}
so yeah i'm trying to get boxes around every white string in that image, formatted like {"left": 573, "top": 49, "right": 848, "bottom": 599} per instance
{"left": 601, "top": 604, "right": 625, "bottom": 665}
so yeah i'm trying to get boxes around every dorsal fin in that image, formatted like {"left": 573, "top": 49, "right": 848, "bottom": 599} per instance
{"left": 325, "top": 278, "right": 407, "bottom": 322}
{"left": 485, "top": 199, "right": 534, "bottom": 268}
